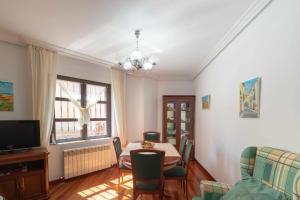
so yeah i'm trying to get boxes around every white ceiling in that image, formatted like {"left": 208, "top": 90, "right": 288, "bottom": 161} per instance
{"left": 0, "top": 0, "right": 254, "bottom": 80}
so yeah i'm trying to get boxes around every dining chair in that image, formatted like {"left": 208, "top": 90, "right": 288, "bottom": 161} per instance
{"left": 143, "top": 131, "right": 161, "bottom": 142}
{"left": 112, "top": 137, "right": 131, "bottom": 185}
{"left": 178, "top": 135, "right": 188, "bottom": 165}
{"left": 130, "top": 149, "right": 165, "bottom": 200}
{"left": 164, "top": 140, "right": 193, "bottom": 200}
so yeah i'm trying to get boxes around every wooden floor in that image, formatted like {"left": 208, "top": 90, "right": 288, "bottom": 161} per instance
{"left": 50, "top": 161, "right": 214, "bottom": 200}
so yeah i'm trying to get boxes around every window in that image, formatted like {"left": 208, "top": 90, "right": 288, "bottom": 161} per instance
{"left": 52, "top": 75, "right": 111, "bottom": 143}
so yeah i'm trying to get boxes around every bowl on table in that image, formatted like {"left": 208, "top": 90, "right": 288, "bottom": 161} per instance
{"left": 142, "top": 141, "right": 154, "bottom": 149}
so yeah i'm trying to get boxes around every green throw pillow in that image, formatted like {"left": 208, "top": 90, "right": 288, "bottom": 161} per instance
{"left": 221, "top": 178, "right": 291, "bottom": 200}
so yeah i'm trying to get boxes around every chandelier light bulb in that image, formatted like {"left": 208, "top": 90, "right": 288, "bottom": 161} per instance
{"left": 123, "top": 62, "right": 132, "bottom": 70}
{"left": 143, "top": 62, "right": 153, "bottom": 70}
{"left": 130, "top": 50, "right": 143, "bottom": 61}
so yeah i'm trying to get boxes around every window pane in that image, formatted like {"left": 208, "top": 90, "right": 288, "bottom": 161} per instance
{"left": 61, "top": 101, "right": 68, "bottom": 118}
{"left": 56, "top": 80, "right": 81, "bottom": 101}
{"left": 100, "top": 104, "right": 106, "bottom": 118}
{"left": 55, "top": 121, "right": 81, "bottom": 140}
{"left": 53, "top": 77, "right": 111, "bottom": 142}
{"left": 55, "top": 101, "right": 62, "bottom": 118}
{"left": 89, "top": 103, "right": 107, "bottom": 118}
{"left": 86, "top": 84, "right": 107, "bottom": 103}
{"left": 55, "top": 101, "right": 80, "bottom": 119}
{"left": 87, "top": 121, "right": 107, "bottom": 137}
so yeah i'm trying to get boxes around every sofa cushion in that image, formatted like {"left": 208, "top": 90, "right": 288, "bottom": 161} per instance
{"left": 221, "top": 178, "right": 291, "bottom": 200}
{"left": 253, "top": 147, "right": 300, "bottom": 198}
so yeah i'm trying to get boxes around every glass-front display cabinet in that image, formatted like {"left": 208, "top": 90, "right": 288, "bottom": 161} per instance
{"left": 163, "top": 95, "right": 195, "bottom": 159}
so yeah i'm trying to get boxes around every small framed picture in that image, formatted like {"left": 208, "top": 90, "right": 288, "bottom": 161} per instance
{"left": 202, "top": 95, "right": 210, "bottom": 109}
{"left": 240, "top": 77, "right": 261, "bottom": 118}
{"left": 0, "top": 81, "right": 14, "bottom": 111}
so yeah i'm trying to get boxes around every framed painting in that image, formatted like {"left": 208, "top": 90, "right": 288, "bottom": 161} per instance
{"left": 202, "top": 95, "right": 210, "bottom": 109}
{"left": 240, "top": 77, "right": 261, "bottom": 118}
{"left": 0, "top": 81, "right": 14, "bottom": 111}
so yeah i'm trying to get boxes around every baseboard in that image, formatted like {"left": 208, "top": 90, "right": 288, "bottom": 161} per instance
{"left": 194, "top": 159, "right": 216, "bottom": 181}
{"left": 49, "top": 164, "right": 117, "bottom": 185}
{"left": 49, "top": 177, "right": 65, "bottom": 185}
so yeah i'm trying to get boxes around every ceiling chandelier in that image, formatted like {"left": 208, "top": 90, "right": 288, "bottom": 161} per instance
{"left": 119, "top": 30, "right": 158, "bottom": 72}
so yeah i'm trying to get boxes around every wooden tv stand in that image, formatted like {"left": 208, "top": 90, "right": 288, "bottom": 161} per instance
{"left": 0, "top": 148, "right": 49, "bottom": 200}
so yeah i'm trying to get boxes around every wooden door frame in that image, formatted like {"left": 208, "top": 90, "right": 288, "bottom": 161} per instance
{"left": 162, "top": 95, "right": 195, "bottom": 151}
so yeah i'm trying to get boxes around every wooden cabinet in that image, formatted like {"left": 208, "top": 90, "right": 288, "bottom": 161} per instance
{"left": 162, "top": 95, "right": 195, "bottom": 158}
{"left": 0, "top": 177, "right": 19, "bottom": 199}
{"left": 0, "top": 148, "right": 49, "bottom": 200}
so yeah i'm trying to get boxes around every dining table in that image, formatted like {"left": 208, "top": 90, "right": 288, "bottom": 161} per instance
{"left": 120, "top": 142, "right": 181, "bottom": 170}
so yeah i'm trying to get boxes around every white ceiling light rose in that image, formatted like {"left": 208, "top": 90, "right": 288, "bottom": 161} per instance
{"left": 119, "top": 29, "right": 158, "bottom": 73}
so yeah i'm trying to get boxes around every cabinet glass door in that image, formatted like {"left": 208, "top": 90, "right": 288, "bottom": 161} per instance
{"left": 180, "top": 102, "right": 191, "bottom": 139}
{"left": 166, "top": 102, "right": 176, "bottom": 145}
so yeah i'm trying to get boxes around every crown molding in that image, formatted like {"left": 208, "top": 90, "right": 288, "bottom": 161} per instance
{"left": 193, "top": 0, "right": 273, "bottom": 80}
{"left": 24, "top": 37, "right": 115, "bottom": 67}
{"left": 0, "top": 29, "right": 115, "bottom": 68}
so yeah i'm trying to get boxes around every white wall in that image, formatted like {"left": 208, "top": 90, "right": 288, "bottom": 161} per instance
{"left": 0, "top": 41, "right": 31, "bottom": 120}
{"left": 194, "top": 0, "right": 300, "bottom": 185}
{"left": 57, "top": 55, "right": 111, "bottom": 84}
{"left": 126, "top": 75, "right": 158, "bottom": 142}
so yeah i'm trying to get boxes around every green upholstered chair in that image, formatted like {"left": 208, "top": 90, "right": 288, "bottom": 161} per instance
{"left": 143, "top": 131, "right": 161, "bottom": 142}
{"left": 130, "top": 149, "right": 165, "bottom": 200}
{"left": 179, "top": 135, "right": 187, "bottom": 157}
{"left": 164, "top": 140, "right": 193, "bottom": 199}
{"left": 193, "top": 146, "right": 300, "bottom": 200}
{"left": 112, "top": 137, "right": 130, "bottom": 185}
{"left": 178, "top": 135, "right": 188, "bottom": 166}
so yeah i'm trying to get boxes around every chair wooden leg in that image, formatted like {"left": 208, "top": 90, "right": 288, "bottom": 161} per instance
{"left": 185, "top": 179, "right": 188, "bottom": 200}
{"left": 133, "top": 190, "right": 137, "bottom": 200}
{"left": 121, "top": 171, "right": 124, "bottom": 183}
{"left": 159, "top": 192, "right": 163, "bottom": 200}
{"left": 117, "top": 168, "right": 120, "bottom": 192}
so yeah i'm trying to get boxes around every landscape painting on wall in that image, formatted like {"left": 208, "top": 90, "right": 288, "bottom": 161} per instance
{"left": 202, "top": 95, "right": 210, "bottom": 109}
{"left": 240, "top": 77, "right": 261, "bottom": 118}
{"left": 0, "top": 81, "right": 14, "bottom": 111}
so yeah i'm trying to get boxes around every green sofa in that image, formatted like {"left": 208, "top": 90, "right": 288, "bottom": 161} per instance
{"left": 193, "top": 147, "right": 300, "bottom": 200}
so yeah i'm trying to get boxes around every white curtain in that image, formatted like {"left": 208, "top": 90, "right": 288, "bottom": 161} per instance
{"left": 28, "top": 45, "right": 57, "bottom": 148}
{"left": 111, "top": 68, "right": 127, "bottom": 146}
{"left": 57, "top": 82, "right": 98, "bottom": 127}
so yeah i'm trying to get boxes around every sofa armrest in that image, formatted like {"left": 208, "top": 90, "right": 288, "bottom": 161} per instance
{"left": 200, "top": 180, "right": 232, "bottom": 200}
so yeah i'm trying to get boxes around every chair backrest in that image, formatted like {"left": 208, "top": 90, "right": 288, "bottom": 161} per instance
{"left": 130, "top": 149, "right": 165, "bottom": 189}
{"left": 113, "top": 137, "right": 122, "bottom": 163}
{"left": 143, "top": 131, "right": 160, "bottom": 142}
{"left": 179, "top": 135, "right": 187, "bottom": 157}
{"left": 240, "top": 146, "right": 300, "bottom": 199}
{"left": 183, "top": 140, "right": 193, "bottom": 167}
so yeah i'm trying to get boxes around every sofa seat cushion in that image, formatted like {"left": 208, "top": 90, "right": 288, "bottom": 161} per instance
{"left": 164, "top": 166, "right": 187, "bottom": 177}
{"left": 221, "top": 178, "right": 291, "bottom": 200}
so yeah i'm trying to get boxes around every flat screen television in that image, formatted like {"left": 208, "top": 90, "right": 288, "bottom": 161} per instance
{"left": 0, "top": 120, "right": 40, "bottom": 151}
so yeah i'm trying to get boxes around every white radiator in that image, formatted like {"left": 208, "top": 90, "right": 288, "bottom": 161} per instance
{"left": 63, "top": 144, "right": 112, "bottom": 179}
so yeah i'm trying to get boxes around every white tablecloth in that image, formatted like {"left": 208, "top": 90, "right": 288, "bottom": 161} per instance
{"left": 120, "top": 142, "right": 181, "bottom": 158}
